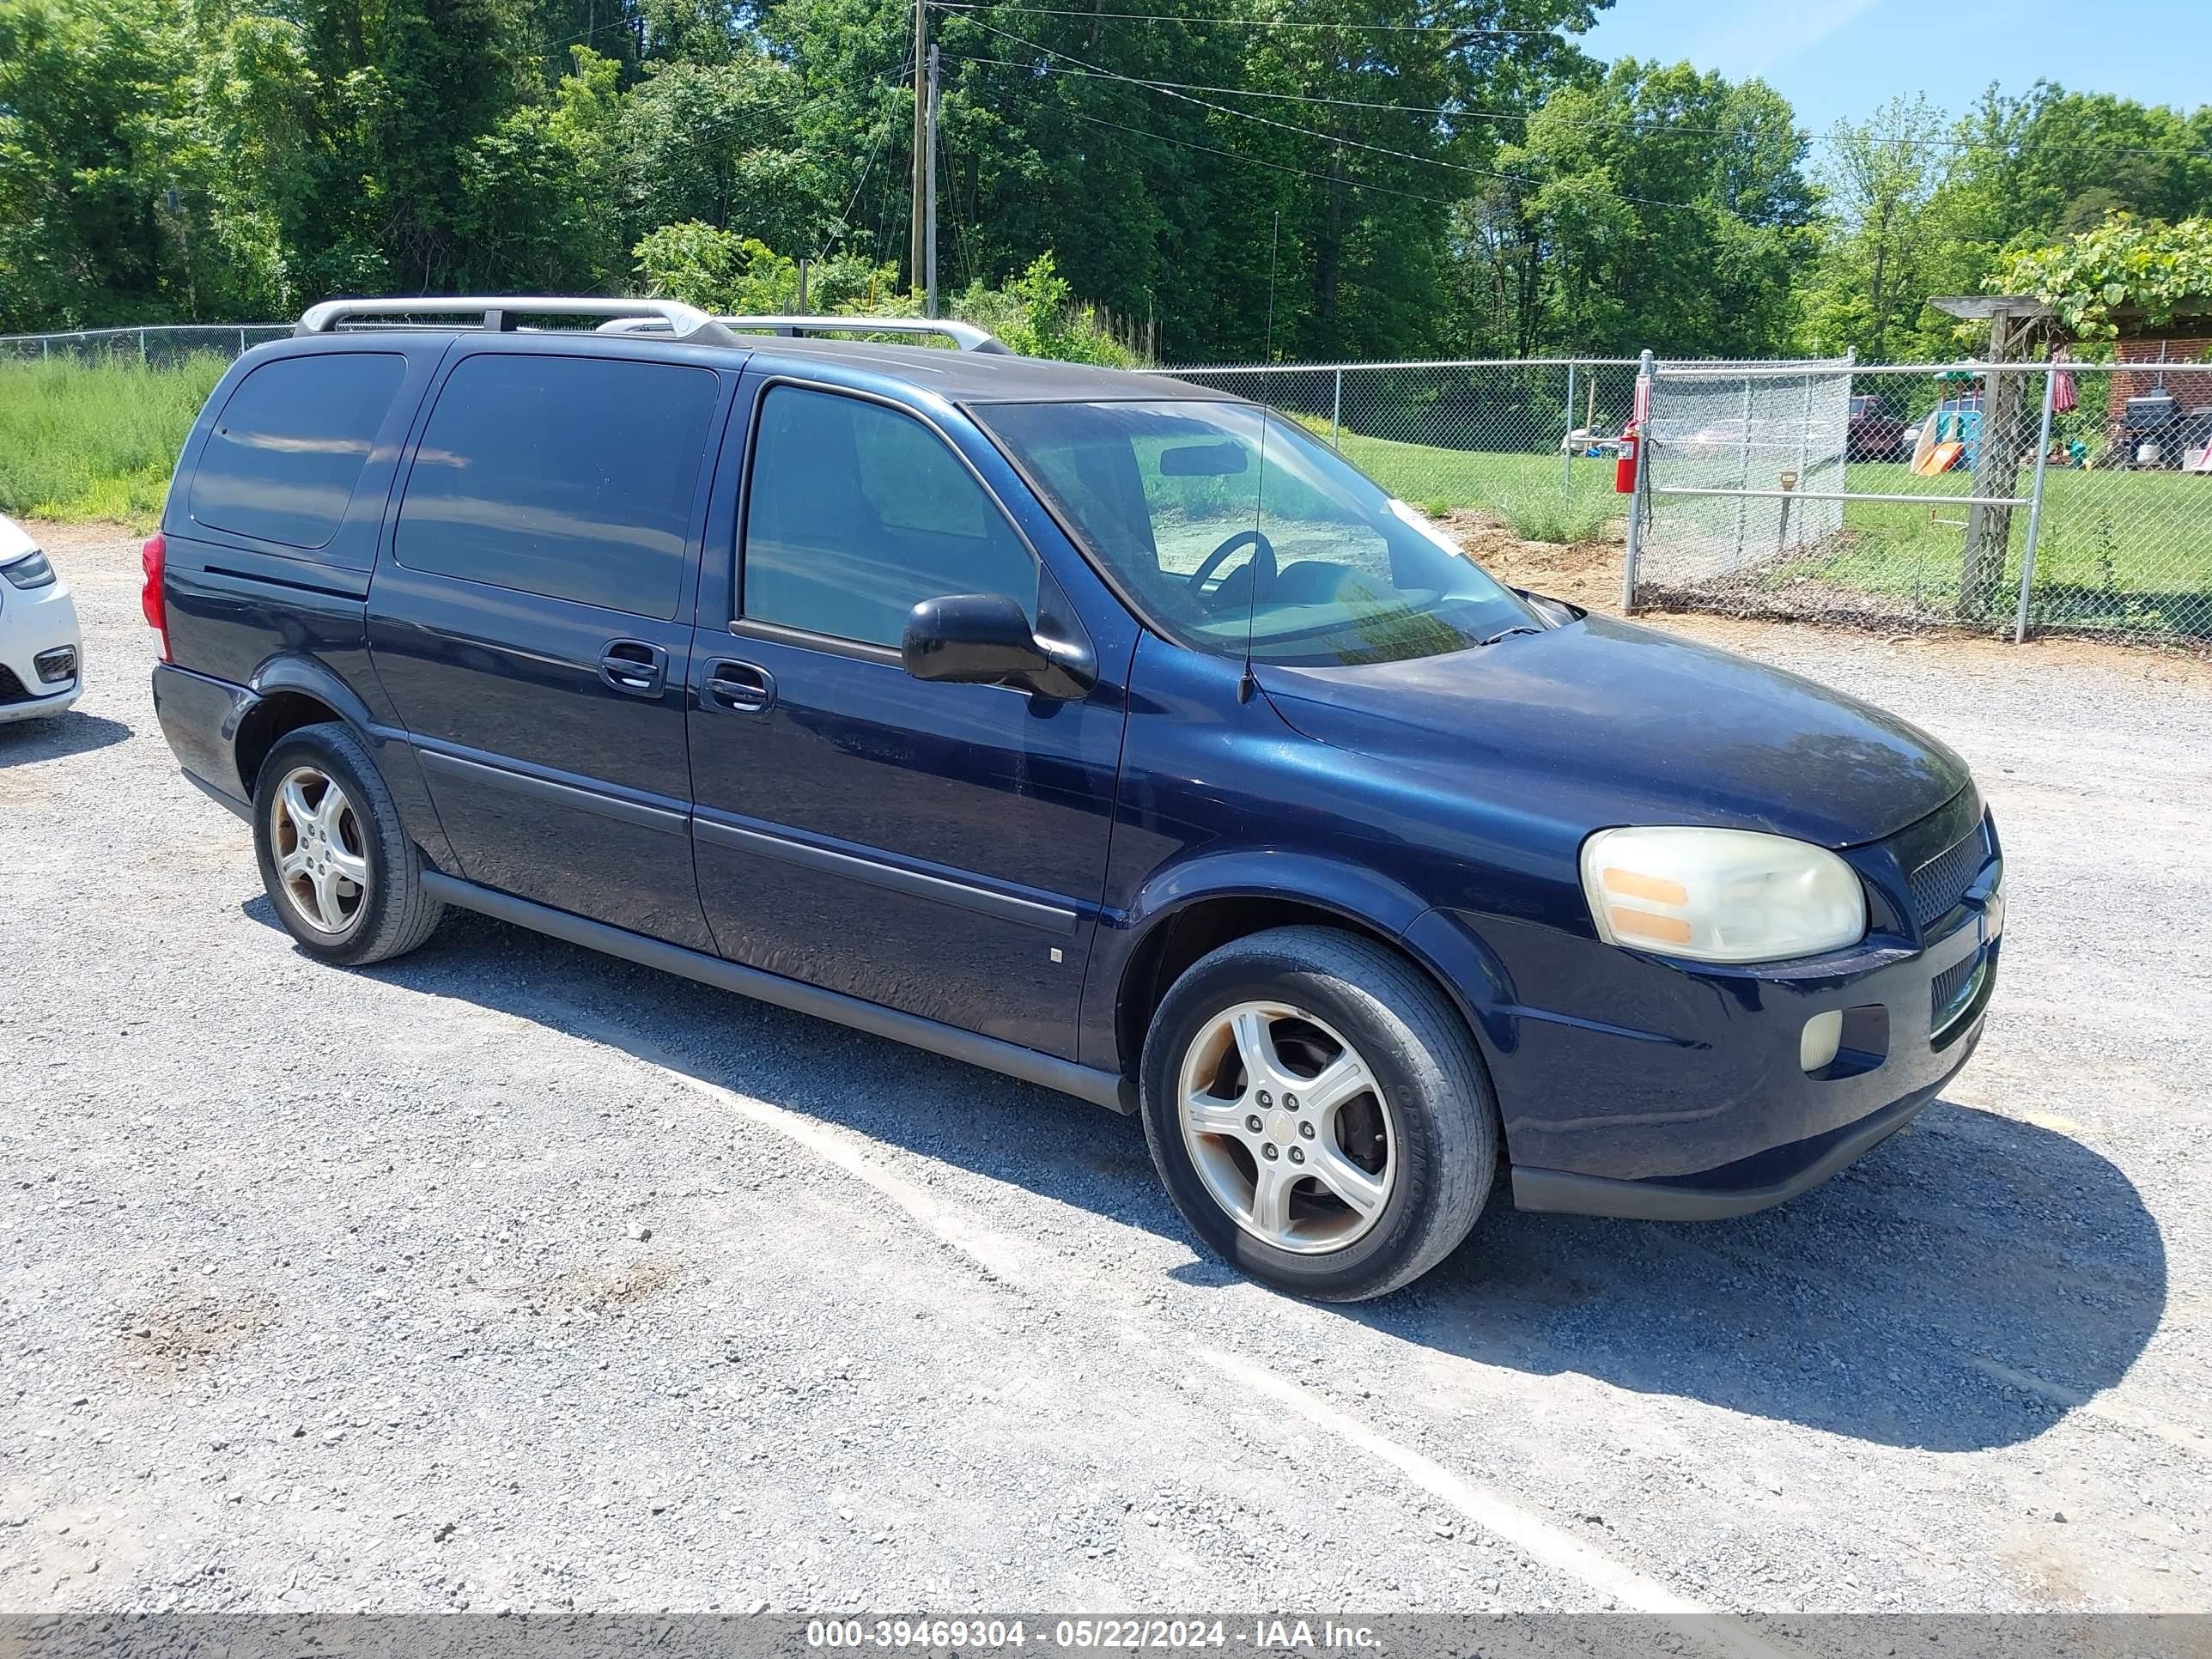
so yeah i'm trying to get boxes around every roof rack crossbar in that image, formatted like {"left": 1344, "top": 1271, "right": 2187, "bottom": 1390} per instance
{"left": 596, "top": 313, "right": 1010, "bottom": 355}
{"left": 296, "top": 296, "right": 734, "bottom": 343}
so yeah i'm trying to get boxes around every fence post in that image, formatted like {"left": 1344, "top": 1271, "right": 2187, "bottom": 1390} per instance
{"left": 1561, "top": 361, "right": 1577, "bottom": 503}
{"left": 1621, "top": 349, "right": 1654, "bottom": 612}
{"left": 139, "top": 328, "right": 148, "bottom": 366}
{"left": 240, "top": 326, "right": 247, "bottom": 356}
{"left": 1730, "top": 377, "right": 1753, "bottom": 566}
{"left": 1329, "top": 368, "right": 1343, "bottom": 450}
{"left": 1791, "top": 373, "right": 1814, "bottom": 551}
{"left": 2012, "top": 366, "right": 2060, "bottom": 645}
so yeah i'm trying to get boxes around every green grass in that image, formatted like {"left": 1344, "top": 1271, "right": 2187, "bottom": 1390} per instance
{"left": 0, "top": 356, "right": 227, "bottom": 529}
{"left": 1316, "top": 424, "right": 1626, "bottom": 544}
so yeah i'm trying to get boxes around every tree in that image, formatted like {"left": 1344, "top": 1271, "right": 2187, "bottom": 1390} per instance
{"left": 0, "top": 0, "right": 196, "bottom": 327}
{"left": 1796, "top": 95, "right": 1946, "bottom": 362}
{"left": 1990, "top": 213, "right": 2212, "bottom": 342}
{"left": 615, "top": 52, "right": 823, "bottom": 252}
{"left": 1475, "top": 59, "right": 1814, "bottom": 357}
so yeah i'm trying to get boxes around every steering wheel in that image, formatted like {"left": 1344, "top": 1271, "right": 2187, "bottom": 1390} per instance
{"left": 1186, "top": 529, "right": 1277, "bottom": 611}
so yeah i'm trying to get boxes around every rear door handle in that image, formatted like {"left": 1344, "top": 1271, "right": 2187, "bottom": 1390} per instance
{"left": 599, "top": 640, "right": 668, "bottom": 698}
{"left": 703, "top": 658, "right": 775, "bottom": 714}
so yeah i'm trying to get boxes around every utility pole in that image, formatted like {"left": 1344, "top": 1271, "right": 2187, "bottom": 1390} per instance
{"left": 924, "top": 44, "right": 940, "bottom": 319}
{"left": 908, "top": 0, "right": 927, "bottom": 297}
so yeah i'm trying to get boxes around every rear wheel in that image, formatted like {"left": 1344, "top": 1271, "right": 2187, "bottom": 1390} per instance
{"left": 252, "top": 722, "right": 442, "bottom": 966}
{"left": 1139, "top": 926, "right": 1498, "bottom": 1301}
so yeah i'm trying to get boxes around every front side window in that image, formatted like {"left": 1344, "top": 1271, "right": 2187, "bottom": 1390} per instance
{"left": 742, "top": 386, "right": 1037, "bottom": 648}
{"left": 190, "top": 352, "right": 406, "bottom": 550}
{"left": 395, "top": 354, "right": 720, "bottom": 620}
{"left": 976, "top": 400, "right": 1536, "bottom": 667}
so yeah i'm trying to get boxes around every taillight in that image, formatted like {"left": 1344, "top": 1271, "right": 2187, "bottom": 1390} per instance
{"left": 141, "top": 532, "right": 169, "bottom": 660}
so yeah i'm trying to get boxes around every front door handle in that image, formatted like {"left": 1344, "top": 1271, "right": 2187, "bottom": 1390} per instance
{"left": 703, "top": 658, "right": 775, "bottom": 714}
{"left": 599, "top": 640, "right": 668, "bottom": 698}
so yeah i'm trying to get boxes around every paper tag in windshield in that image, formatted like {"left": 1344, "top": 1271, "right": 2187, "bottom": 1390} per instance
{"left": 1389, "top": 498, "right": 1472, "bottom": 560}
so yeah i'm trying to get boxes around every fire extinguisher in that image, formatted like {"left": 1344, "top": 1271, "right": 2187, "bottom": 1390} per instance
{"left": 1614, "top": 420, "right": 1640, "bottom": 494}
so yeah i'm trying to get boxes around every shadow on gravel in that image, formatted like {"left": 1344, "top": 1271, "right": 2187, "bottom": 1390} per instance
{"left": 1372, "top": 1109, "right": 2166, "bottom": 1452}
{"left": 330, "top": 906, "right": 2162, "bottom": 1458}
{"left": 0, "top": 710, "right": 131, "bottom": 766}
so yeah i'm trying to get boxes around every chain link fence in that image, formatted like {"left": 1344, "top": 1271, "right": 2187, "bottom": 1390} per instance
{"left": 1629, "top": 360, "right": 2212, "bottom": 642}
{"left": 0, "top": 324, "right": 295, "bottom": 366}
{"left": 6, "top": 325, "right": 2208, "bottom": 644}
{"left": 1176, "top": 353, "right": 2212, "bottom": 647}
{"left": 1169, "top": 358, "right": 1646, "bottom": 543}
{"left": 2021, "top": 363, "right": 2212, "bottom": 640}
{"left": 1636, "top": 362, "right": 2042, "bottom": 632}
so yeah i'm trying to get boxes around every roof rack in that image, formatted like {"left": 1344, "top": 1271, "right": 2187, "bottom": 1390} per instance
{"left": 595, "top": 313, "right": 1010, "bottom": 355}
{"left": 296, "top": 295, "right": 738, "bottom": 344}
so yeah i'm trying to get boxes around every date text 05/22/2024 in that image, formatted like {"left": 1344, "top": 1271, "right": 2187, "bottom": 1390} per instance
{"left": 805, "top": 1619, "right": 1383, "bottom": 1650}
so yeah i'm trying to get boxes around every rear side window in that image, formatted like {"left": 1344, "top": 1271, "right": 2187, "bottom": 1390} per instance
{"left": 189, "top": 353, "right": 405, "bottom": 550}
{"left": 742, "top": 385, "right": 1036, "bottom": 647}
{"left": 395, "top": 354, "right": 720, "bottom": 620}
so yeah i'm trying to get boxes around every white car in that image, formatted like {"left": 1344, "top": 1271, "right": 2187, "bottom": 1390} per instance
{"left": 0, "top": 514, "right": 83, "bottom": 723}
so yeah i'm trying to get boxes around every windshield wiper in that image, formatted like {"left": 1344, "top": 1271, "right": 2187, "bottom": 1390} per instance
{"left": 1476, "top": 624, "right": 1546, "bottom": 647}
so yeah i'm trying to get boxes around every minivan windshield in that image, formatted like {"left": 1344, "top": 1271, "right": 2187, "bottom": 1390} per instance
{"left": 976, "top": 400, "right": 1538, "bottom": 667}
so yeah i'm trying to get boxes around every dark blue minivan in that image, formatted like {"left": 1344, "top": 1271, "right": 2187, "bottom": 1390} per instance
{"left": 147, "top": 298, "right": 2002, "bottom": 1300}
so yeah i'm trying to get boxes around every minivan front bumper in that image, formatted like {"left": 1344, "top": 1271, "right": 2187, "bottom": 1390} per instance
{"left": 1506, "top": 1033, "right": 1975, "bottom": 1219}
{"left": 1404, "top": 801, "right": 2003, "bottom": 1221}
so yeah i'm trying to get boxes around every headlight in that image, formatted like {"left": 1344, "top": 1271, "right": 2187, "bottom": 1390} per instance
{"left": 1, "top": 549, "right": 56, "bottom": 589}
{"left": 1580, "top": 826, "right": 1867, "bottom": 963}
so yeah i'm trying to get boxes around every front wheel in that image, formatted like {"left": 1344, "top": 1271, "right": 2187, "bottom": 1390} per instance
{"left": 1139, "top": 926, "right": 1498, "bottom": 1301}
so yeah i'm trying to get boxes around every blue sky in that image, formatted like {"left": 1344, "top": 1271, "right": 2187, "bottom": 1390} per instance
{"left": 1578, "top": 0, "right": 2209, "bottom": 134}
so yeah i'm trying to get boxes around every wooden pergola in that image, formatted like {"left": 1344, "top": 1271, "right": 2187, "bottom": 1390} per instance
{"left": 1927, "top": 295, "right": 2055, "bottom": 360}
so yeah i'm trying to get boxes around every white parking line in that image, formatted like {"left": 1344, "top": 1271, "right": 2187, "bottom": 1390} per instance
{"left": 563, "top": 1006, "right": 1789, "bottom": 1650}
{"left": 1973, "top": 1358, "right": 2208, "bottom": 1457}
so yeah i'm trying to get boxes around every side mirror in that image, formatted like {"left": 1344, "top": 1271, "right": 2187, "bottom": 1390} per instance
{"left": 902, "top": 593, "right": 1053, "bottom": 686}
{"left": 902, "top": 593, "right": 1097, "bottom": 699}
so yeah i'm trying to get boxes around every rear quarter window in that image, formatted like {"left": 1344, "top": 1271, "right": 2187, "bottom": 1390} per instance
{"left": 188, "top": 353, "right": 407, "bottom": 550}
{"left": 394, "top": 354, "right": 720, "bottom": 620}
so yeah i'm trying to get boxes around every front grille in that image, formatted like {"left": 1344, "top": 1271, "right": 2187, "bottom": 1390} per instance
{"left": 1910, "top": 821, "right": 1989, "bottom": 926}
{"left": 33, "top": 646, "right": 76, "bottom": 684}
{"left": 0, "top": 665, "right": 28, "bottom": 705}
{"left": 1931, "top": 951, "right": 1986, "bottom": 1033}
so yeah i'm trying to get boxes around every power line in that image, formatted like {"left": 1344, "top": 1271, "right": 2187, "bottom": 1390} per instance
{"left": 956, "top": 54, "right": 2212, "bottom": 159}
{"left": 930, "top": 1, "right": 1580, "bottom": 36}
{"left": 936, "top": 11, "right": 2212, "bottom": 159}
{"left": 544, "top": 12, "right": 639, "bottom": 52}
{"left": 816, "top": 62, "right": 912, "bottom": 264}
{"left": 938, "top": 102, "right": 986, "bottom": 289}
{"left": 952, "top": 20, "right": 1730, "bottom": 215}
{"left": 1061, "top": 106, "right": 1464, "bottom": 205}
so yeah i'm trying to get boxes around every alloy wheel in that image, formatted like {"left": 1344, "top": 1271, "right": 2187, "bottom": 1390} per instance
{"left": 1176, "top": 1000, "right": 1395, "bottom": 1254}
{"left": 268, "top": 764, "right": 369, "bottom": 936}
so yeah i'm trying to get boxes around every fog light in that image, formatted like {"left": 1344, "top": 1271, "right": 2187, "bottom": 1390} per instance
{"left": 1800, "top": 1010, "right": 1844, "bottom": 1073}
{"left": 33, "top": 646, "right": 76, "bottom": 685}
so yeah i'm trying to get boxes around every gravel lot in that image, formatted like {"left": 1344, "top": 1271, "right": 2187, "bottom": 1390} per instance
{"left": 3, "top": 522, "right": 2208, "bottom": 1619}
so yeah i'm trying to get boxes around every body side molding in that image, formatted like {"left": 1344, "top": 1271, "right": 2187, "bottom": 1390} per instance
{"left": 415, "top": 745, "right": 690, "bottom": 836}
{"left": 418, "top": 872, "right": 1134, "bottom": 1112}
{"left": 692, "top": 811, "right": 1079, "bottom": 934}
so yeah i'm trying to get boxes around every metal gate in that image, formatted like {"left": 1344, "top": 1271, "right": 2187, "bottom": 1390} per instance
{"left": 1625, "top": 355, "right": 2056, "bottom": 639}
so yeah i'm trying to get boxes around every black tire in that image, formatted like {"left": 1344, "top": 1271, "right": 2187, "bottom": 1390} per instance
{"left": 251, "top": 721, "right": 443, "bottom": 967}
{"left": 1138, "top": 926, "right": 1498, "bottom": 1302}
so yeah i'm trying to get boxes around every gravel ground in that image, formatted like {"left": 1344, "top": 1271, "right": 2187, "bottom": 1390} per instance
{"left": 3, "top": 522, "right": 2208, "bottom": 1619}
